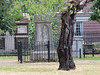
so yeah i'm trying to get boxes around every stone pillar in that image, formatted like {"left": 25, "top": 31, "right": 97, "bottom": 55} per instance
{"left": 5, "top": 31, "right": 15, "bottom": 51}
{"left": 34, "top": 14, "right": 53, "bottom": 50}
{"left": 31, "top": 14, "right": 56, "bottom": 61}
{"left": 72, "top": 37, "right": 83, "bottom": 58}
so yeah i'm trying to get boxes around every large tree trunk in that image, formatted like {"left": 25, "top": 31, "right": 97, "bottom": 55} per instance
{"left": 57, "top": 0, "right": 94, "bottom": 71}
{"left": 57, "top": 10, "right": 75, "bottom": 71}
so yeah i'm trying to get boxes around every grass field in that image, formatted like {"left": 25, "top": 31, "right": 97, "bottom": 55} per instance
{"left": 0, "top": 56, "right": 17, "bottom": 61}
{"left": 74, "top": 55, "right": 100, "bottom": 63}
{"left": 0, "top": 55, "right": 100, "bottom": 62}
{"left": 0, "top": 55, "right": 100, "bottom": 75}
{"left": 0, "top": 64, "right": 100, "bottom": 75}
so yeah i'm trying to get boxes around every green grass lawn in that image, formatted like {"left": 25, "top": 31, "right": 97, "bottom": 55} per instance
{"left": 0, "top": 64, "right": 100, "bottom": 75}
{"left": 0, "top": 55, "right": 100, "bottom": 75}
{"left": 0, "top": 55, "right": 100, "bottom": 62}
{"left": 0, "top": 56, "right": 18, "bottom": 61}
{"left": 74, "top": 55, "right": 100, "bottom": 63}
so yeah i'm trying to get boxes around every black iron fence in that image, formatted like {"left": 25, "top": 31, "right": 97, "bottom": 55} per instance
{"left": 17, "top": 40, "right": 82, "bottom": 62}
{"left": 1, "top": 32, "right": 100, "bottom": 61}
{"left": 83, "top": 32, "right": 100, "bottom": 57}
{"left": 0, "top": 38, "right": 5, "bottom": 49}
{"left": 83, "top": 32, "right": 100, "bottom": 44}
{"left": 18, "top": 41, "right": 22, "bottom": 63}
{"left": 24, "top": 41, "right": 58, "bottom": 62}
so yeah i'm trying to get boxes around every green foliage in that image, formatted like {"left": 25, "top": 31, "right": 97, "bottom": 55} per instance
{"left": 90, "top": 0, "right": 100, "bottom": 22}
{"left": 0, "top": 29, "right": 4, "bottom": 35}
{"left": 0, "top": 0, "right": 81, "bottom": 39}
{"left": 29, "top": 20, "right": 35, "bottom": 41}
{"left": 13, "top": 0, "right": 70, "bottom": 41}
{"left": 0, "top": 29, "right": 4, "bottom": 39}
{"left": 52, "top": 17, "right": 61, "bottom": 41}
{"left": 0, "top": 0, "right": 23, "bottom": 34}
{"left": 2, "top": 0, "right": 76, "bottom": 42}
{"left": 92, "top": 42, "right": 100, "bottom": 50}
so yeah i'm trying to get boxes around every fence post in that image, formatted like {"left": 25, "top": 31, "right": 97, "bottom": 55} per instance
{"left": 18, "top": 42, "right": 20, "bottom": 61}
{"left": 18, "top": 41, "right": 23, "bottom": 63}
{"left": 79, "top": 49, "right": 81, "bottom": 59}
{"left": 92, "top": 48, "right": 94, "bottom": 57}
{"left": 27, "top": 42, "right": 28, "bottom": 61}
{"left": 48, "top": 41, "right": 50, "bottom": 62}
{"left": 20, "top": 41, "right": 23, "bottom": 63}
{"left": 83, "top": 48, "right": 85, "bottom": 58}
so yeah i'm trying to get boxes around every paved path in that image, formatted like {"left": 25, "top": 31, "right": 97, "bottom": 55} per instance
{"left": 0, "top": 61, "right": 100, "bottom": 66}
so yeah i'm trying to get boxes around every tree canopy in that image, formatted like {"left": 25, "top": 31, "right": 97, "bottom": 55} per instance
{"left": 12, "top": 0, "right": 83, "bottom": 40}
{"left": 0, "top": 0, "right": 23, "bottom": 35}
{"left": 1, "top": 0, "right": 98, "bottom": 35}
{"left": 90, "top": 0, "right": 100, "bottom": 22}
{"left": 12, "top": 0, "right": 70, "bottom": 40}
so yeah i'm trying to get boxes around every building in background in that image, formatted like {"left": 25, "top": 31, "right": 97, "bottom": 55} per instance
{"left": 75, "top": 3, "right": 100, "bottom": 44}
{"left": 0, "top": 13, "right": 30, "bottom": 51}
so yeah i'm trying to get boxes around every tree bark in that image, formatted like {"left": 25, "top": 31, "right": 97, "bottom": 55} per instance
{"left": 57, "top": 0, "right": 94, "bottom": 71}
{"left": 57, "top": 10, "right": 75, "bottom": 71}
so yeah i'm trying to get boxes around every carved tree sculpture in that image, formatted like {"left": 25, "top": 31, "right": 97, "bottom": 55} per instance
{"left": 57, "top": 0, "right": 94, "bottom": 70}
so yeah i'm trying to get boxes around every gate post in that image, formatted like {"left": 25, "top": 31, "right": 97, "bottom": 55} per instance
{"left": 79, "top": 49, "right": 81, "bottom": 59}
{"left": 47, "top": 41, "right": 50, "bottom": 62}
{"left": 20, "top": 41, "right": 23, "bottom": 63}
{"left": 92, "top": 48, "right": 94, "bottom": 57}
{"left": 83, "top": 48, "right": 85, "bottom": 58}
{"left": 18, "top": 41, "right": 23, "bottom": 63}
{"left": 18, "top": 42, "right": 20, "bottom": 61}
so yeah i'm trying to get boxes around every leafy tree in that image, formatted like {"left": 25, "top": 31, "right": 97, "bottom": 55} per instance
{"left": 13, "top": 0, "right": 94, "bottom": 70}
{"left": 0, "top": 0, "right": 23, "bottom": 35}
{"left": 52, "top": 17, "right": 62, "bottom": 41}
{"left": 90, "top": 0, "right": 100, "bottom": 22}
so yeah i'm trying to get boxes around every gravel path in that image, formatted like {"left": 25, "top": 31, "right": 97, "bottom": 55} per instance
{"left": 0, "top": 61, "right": 100, "bottom": 66}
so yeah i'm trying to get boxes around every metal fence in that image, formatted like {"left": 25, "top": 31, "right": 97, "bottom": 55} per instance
{"left": 83, "top": 32, "right": 100, "bottom": 57}
{"left": 23, "top": 41, "right": 58, "bottom": 62}
{"left": 1, "top": 32, "right": 100, "bottom": 61}
{"left": 20, "top": 40, "right": 82, "bottom": 62}
{"left": 83, "top": 32, "right": 100, "bottom": 44}
{"left": 0, "top": 38, "right": 5, "bottom": 49}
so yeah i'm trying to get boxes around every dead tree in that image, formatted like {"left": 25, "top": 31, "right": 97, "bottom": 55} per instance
{"left": 57, "top": 0, "right": 94, "bottom": 70}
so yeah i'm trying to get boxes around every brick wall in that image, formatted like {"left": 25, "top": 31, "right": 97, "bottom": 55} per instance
{"left": 76, "top": 3, "right": 100, "bottom": 34}
{"left": 83, "top": 21, "right": 100, "bottom": 33}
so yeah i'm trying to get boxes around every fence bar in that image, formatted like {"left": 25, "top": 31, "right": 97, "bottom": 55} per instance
{"left": 92, "top": 48, "right": 94, "bottom": 57}
{"left": 79, "top": 49, "right": 81, "bottom": 59}
{"left": 83, "top": 49, "right": 85, "bottom": 58}
{"left": 20, "top": 41, "right": 23, "bottom": 63}
{"left": 27, "top": 42, "right": 28, "bottom": 61}
{"left": 18, "top": 42, "right": 20, "bottom": 61}
{"left": 24, "top": 42, "right": 26, "bottom": 61}
{"left": 48, "top": 41, "right": 50, "bottom": 62}
{"left": 18, "top": 41, "right": 23, "bottom": 63}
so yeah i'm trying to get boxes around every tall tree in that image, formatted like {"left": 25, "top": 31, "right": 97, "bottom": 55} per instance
{"left": 57, "top": 0, "right": 94, "bottom": 70}
{"left": 13, "top": 0, "right": 94, "bottom": 71}
{"left": 90, "top": 0, "right": 100, "bottom": 22}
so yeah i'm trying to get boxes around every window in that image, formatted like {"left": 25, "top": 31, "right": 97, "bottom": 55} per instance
{"left": 74, "top": 22, "right": 83, "bottom": 36}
